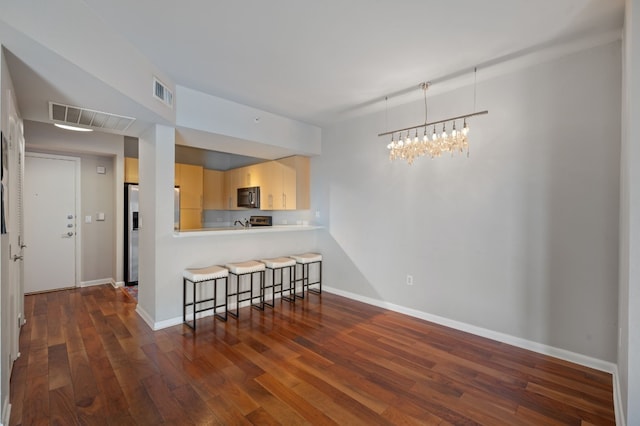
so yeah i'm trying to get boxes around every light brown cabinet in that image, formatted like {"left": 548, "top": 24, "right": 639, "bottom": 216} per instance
{"left": 206, "top": 155, "right": 310, "bottom": 212}
{"left": 124, "top": 158, "right": 206, "bottom": 229}
{"left": 259, "top": 160, "right": 296, "bottom": 210}
{"left": 203, "top": 169, "right": 225, "bottom": 210}
{"left": 278, "top": 156, "right": 310, "bottom": 210}
{"left": 224, "top": 168, "right": 241, "bottom": 210}
{"left": 176, "top": 164, "right": 203, "bottom": 209}
{"left": 124, "top": 157, "right": 139, "bottom": 183}
{"left": 179, "top": 209, "right": 202, "bottom": 230}
{"left": 175, "top": 163, "right": 203, "bottom": 229}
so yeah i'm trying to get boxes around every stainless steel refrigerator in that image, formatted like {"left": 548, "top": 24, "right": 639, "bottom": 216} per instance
{"left": 125, "top": 183, "right": 181, "bottom": 285}
{"left": 124, "top": 183, "right": 140, "bottom": 285}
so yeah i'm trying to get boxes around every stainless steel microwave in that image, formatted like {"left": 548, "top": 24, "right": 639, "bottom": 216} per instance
{"left": 237, "top": 186, "right": 260, "bottom": 208}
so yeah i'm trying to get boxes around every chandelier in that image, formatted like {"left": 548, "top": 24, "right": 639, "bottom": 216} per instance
{"left": 379, "top": 76, "right": 488, "bottom": 165}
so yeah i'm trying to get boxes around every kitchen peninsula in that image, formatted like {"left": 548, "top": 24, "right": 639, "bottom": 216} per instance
{"left": 174, "top": 223, "right": 322, "bottom": 237}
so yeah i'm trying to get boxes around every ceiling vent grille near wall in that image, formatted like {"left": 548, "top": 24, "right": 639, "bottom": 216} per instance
{"left": 153, "top": 77, "right": 173, "bottom": 108}
{"left": 48, "top": 102, "right": 135, "bottom": 132}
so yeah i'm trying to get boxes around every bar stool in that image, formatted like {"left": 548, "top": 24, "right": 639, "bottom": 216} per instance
{"left": 260, "top": 257, "right": 297, "bottom": 306}
{"left": 290, "top": 253, "right": 322, "bottom": 298}
{"left": 183, "top": 265, "right": 229, "bottom": 330}
{"left": 224, "top": 260, "right": 266, "bottom": 317}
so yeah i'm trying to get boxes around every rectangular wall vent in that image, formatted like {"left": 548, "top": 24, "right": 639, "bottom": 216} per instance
{"left": 49, "top": 102, "right": 135, "bottom": 132}
{"left": 153, "top": 77, "right": 173, "bottom": 108}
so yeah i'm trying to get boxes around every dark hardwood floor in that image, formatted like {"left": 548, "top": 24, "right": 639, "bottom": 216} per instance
{"left": 9, "top": 285, "right": 615, "bottom": 425}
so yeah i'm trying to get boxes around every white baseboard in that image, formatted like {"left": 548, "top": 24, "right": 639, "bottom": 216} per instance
{"left": 1, "top": 396, "right": 10, "bottom": 426}
{"left": 112, "top": 280, "right": 124, "bottom": 288}
{"left": 144, "top": 296, "right": 280, "bottom": 331}
{"left": 135, "top": 304, "right": 155, "bottom": 330}
{"left": 80, "top": 278, "right": 113, "bottom": 288}
{"left": 612, "top": 364, "right": 626, "bottom": 426}
{"left": 324, "top": 286, "right": 616, "bottom": 373}
{"left": 151, "top": 315, "right": 184, "bottom": 331}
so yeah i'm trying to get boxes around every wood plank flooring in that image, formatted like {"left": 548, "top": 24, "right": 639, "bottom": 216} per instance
{"left": 9, "top": 285, "right": 615, "bottom": 425}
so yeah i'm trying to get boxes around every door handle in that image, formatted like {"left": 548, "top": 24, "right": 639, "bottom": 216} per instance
{"left": 12, "top": 254, "right": 22, "bottom": 262}
{"left": 62, "top": 232, "right": 74, "bottom": 238}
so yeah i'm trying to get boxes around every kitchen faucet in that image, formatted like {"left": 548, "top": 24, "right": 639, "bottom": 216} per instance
{"left": 234, "top": 218, "right": 249, "bottom": 228}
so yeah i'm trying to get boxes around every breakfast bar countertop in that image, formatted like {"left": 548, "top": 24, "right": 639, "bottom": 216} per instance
{"left": 173, "top": 225, "right": 322, "bottom": 238}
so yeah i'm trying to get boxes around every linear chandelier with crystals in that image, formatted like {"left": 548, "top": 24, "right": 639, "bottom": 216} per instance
{"left": 379, "top": 75, "right": 488, "bottom": 165}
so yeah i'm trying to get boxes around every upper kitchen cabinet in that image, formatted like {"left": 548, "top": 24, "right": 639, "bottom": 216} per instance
{"left": 124, "top": 157, "right": 139, "bottom": 183}
{"left": 278, "top": 156, "right": 310, "bottom": 210}
{"left": 203, "top": 169, "right": 225, "bottom": 210}
{"left": 255, "top": 156, "right": 309, "bottom": 211}
{"left": 223, "top": 163, "right": 263, "bottom": 210}
{"left": 208, "top": 155, "right": 310, "bottom": 211}
{"left": 260, "top": 160, "right": 296, "bottom": 210}
{"left": 236, "top": 163, "right": 263, "bottom": 188}
{"left": 175, "top": 163, "right": 203, "bottom": 229}
{"left": 224, "top": 167, "right": 241, "bottom": 210}
{"left": 176, "top": 163, "right": 203, "bottom": 209}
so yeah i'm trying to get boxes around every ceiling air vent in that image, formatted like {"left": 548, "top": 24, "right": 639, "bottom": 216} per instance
{"left": 49, "top": 102, "right": 135, "bottom": 132}
{"left": 153, "top": 77, "right": 173, "bottom": 108}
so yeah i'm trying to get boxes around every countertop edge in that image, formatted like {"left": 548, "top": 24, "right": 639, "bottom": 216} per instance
{"left": 173, "top": 225, "right": 323, "bottom": 238}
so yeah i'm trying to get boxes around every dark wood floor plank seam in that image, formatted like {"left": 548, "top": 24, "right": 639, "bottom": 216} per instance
{"left": 9, "top": 285, "right": 616, "bottom": 426}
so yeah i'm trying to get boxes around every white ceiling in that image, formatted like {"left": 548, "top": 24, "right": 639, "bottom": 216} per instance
{"left": 80, "top": 0, "right": 624, "bottom": 125}
{"left": 2, "top": 0, "right": 626, "bottom": 133}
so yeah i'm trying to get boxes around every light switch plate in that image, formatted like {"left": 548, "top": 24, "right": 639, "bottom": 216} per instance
{"left": 96, "top": 166, "right": 106, "bottom": 174}
{"left": 97, "top": 212, "right": 105, "bottom": 221}
{"left": 85, "top": 215, "right": 92, "bottom": 223}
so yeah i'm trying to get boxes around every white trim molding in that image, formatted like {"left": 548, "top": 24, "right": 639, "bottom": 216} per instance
{"left": 612, "top": 364, "right": 626, "bottom": 426}
{"left": 323, "top": 286, "right": 616, "bottom": 372}
{"left": 2, "top": 397, "right": 10, "bottom": 426}
{"left": 135, "top": 305, "right": 155, "bottom": 331}
{"left": 142, "top": 298, "right": 269, "bottom": 331}
{"left": 80, "top": 278, "right": 113, "bottom": 288}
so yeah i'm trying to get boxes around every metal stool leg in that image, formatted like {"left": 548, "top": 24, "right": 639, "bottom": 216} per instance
{"left": 214, "top": 277, "right": 228, "bottom": 321}
{"left": 307, "top": 261, "right": 322, "bottom": 294}
{"left": 280, "top": 265, "right": 295, "bottom": 302}
{"left": 251, "top": 271, "right": 265, "bottom": 311}
{"left": 228, "top": 273, "right": 239, "bottom": 319}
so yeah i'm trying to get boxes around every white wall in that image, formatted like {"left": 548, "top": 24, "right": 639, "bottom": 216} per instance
{"left": 24, "top": 120, "right": 125, "bottom": 285}
{"left": 78, "top": 154, "right": 115, "bottom": 283}
{"left": 176, "top": 85, "right": 321, "bottom": 157}
{"left": 0, "top": 43, "right": 10, "bottom": 426}
{"left": 313, "top": 41, "right": 621, "bottom": 363}
{"left": 620, "top": 0, "right": 640, "bottom": 423}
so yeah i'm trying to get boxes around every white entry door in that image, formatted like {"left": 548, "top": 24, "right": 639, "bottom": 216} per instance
{"left": 24, "top": 153, "right": 79, "bottom": 293}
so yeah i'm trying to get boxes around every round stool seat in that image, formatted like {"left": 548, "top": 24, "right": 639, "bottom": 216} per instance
{"left": 290, "top": 253, "right": 322, "bottom": 264}
{"left": 260, "top": 257, "right": 296, "bottom": 268}
{"left": 183, "top": 265, "right": 228, "bottom": 282}
{"left": 225, "top": 260, "right": 266, "bottom": 274}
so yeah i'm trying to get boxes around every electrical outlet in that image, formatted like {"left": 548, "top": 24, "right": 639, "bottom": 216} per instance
{"left": 406, "top": 275, "right": 413, "bottom": 285}
{"left": 315, "top": 210, "right": 320, "bottom": 218}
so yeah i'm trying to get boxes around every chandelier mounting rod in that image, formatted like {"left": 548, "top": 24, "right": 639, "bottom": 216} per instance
{"left": 378, "top": 110, "right": 488, "bottom": 137}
